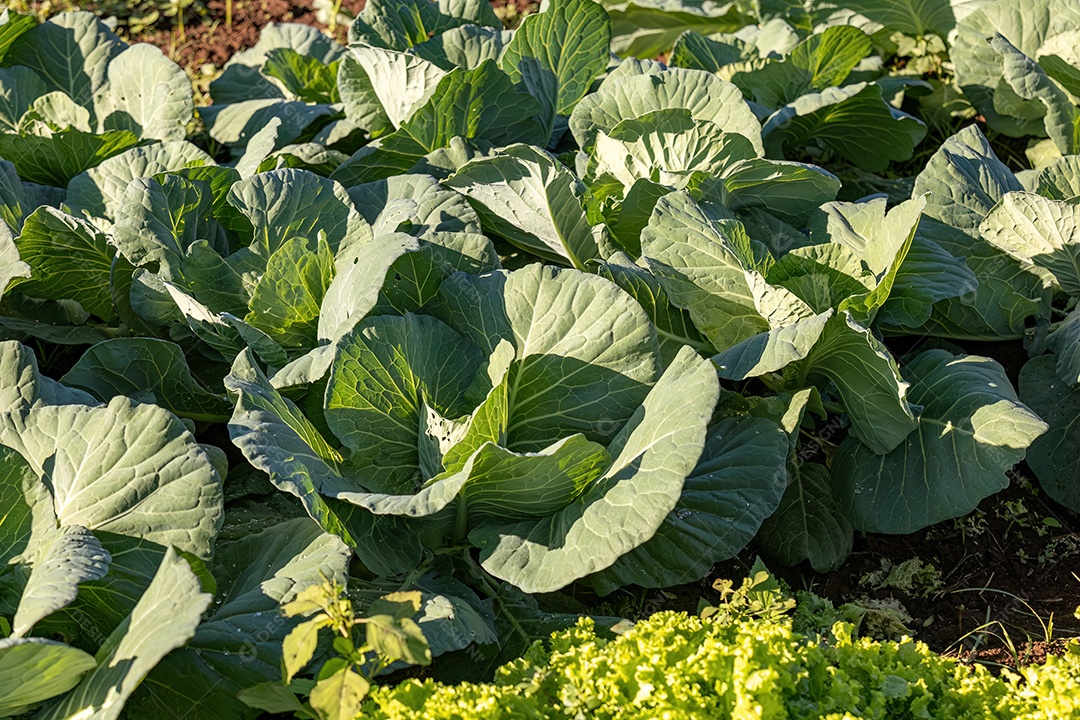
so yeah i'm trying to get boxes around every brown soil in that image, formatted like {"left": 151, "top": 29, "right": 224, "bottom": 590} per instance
{"left": 136, "top": 0, "right": 366, "bottom": 72}
{"left": 683, "top": 474, "right": 1080, "bottom": 670}
{"left": 833, "top": 475, "right": 1078, "bottom": 662}
{"left": 584, "top": 470, "right": 1080, "bottom": 670}
{"left": 490, "top": 0, "right": 536, "bottom": 12}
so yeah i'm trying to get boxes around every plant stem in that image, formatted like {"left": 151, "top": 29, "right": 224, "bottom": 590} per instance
{"left": 176, "top": 0, "right": 185, "bottom": 42}
{"left": 464, "top": 556, "right": 531, "bottom": 645}
{"left": 328, "top": 0, "right": 344, "bottom": 34}
{"left": 396, "top": 558, "right": 431, "bottom": 592}
{"left": 225, "top": 0, "right": 232, "bottom": 27}
{"left": 453, "top": 497, "right": 468, "bottom": 541}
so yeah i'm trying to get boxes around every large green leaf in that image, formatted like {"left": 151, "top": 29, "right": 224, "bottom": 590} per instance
{"left": 761, "top": 83, "right": 927, "bottom": 172}
{"left": 346, "top": 176, "right": 498, "bottom": 316}
{"left": 0, "top": 341, "right": 97, "bottom": 412}
{"left": 569, "top": 64, "right": 764, "bottom": 154}
{"left": 14, "top": 206, "right": 116, "bottom": 320}
{"left": 0, "top": 445, "right": 39, "bottom": 567}
{"left": 11, "top": 525, "right": 110, "bottom": 637}
{"left": 61, "top": 338, "right": 230, "bottom": 422}
{"left": 444, "top": 144, "right": 601, "bottom": 268}
{"left": 875, "top": 231, "right": 978, "bottom": 330}
{"left": 24, "top": 88, "right": 91, "bottom": 131}
{"left": 0, "top": 341, "right": 223, "bottom": 558}
{"left": 325, "top": 313, "right": 485, "bottom": 493}
{"left": 65, "top": 141, "right": 214, "bottom": 223}
{"left": 1018, "top": 354, "right": 1080, "bottom": 513}
{"left": 500, "top": 0, "right": 611, "bottom": 117}
{"left": 594, "top": 108, "right": 758, "bottom": 190}
{"left": 833, "top": 349, "right": 1047, "bottom": 533}
{"left": 761, "top": 246, "right": 870, "bottom": 327}
{"left": 94, "top": 43, "right": 193, "bottom": 141}
{"left": 433, "top": 264, "right": 660, "bottom": 451}
{"left": 757, "top": 461, "right": 853, "bottom": 573}
{"left": 0, "top": 638, "right": 96, "bottom": 716}
{"left": 809, "top": 196, "right": 923, "bottom": 279}
{"left": 471, "top": 346, "right": 718, "bottom": 593}
{"left": 338, "top": 44, "right": 446, "bottom": 132}
{"left": 0, "top": 128, "right": 139, "bottom": 187}
{"left": 6, "top": 11, "right": 122, "bottom": 114}
{"left": 911, "top": 126, "right": 1053, "bottom": 339}
{"left": 38, "top": 548, "right": 211, "bottom": 720}
{"left": 338, "top": 427, "right": 611, "bottom": 525}
{"left": 0, "top": 220, "right": 29, "bottom": 299}
{"left": 226, "top": 350, "right": 425, "bottom": 576}
{"left": 246, "top": 235, "right": 335, "bottom": 349}
{"left": 331, "top": 60, "right": 544, "bottom": 185}
{"left": 585, "top": 414, "right": 787, "bottom": 593}
{"left": 1037, "top": 30, "right": 1080, "bottom": 98}
{"left": 181, "top": 246, "right": 261, "bottom": 319}
{"left": 315, "top": 233, "right": 421, "bottom": 346}
{"left": 596, "top": 252, "right": 715, "bottom": 364}
{"left": 795, "top": 311, "right": 916, "bottom": 455}
{"left": 640, "top": 190, "right": 769, "bottom": 350}
{"left": 0, "top": 396, "right": 224, "bottom": 555}
{"left": 228, "top": 168, "right": 371, "bottom": 258}
{"left": 979, "top": 191, "right": 1080, "bottom": 296}
{"left": 0, "top": 442, "right": 55, "bottom": 568}
{"left": 112, "top": 173, "right": 218, "bottom": 282}
{"left": 915, "top": 123, "right": 1021, "bottom": 230}
{"left": 127, "top": 520, "right": 350, "bottom": 720}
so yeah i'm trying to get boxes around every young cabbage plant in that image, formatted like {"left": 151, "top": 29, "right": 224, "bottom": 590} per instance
{"left": 667, "top": 25, "right": 928, "bottom": 171}
{"left": 0, "top": 340, "right": 222, "bottom": 717}
{"left": 0, "top": 12, "right": 194, "bottom": 187}
{"left": 597, "top": 182, "right": 1045, "bottom": 571}
{"left": 203, "top": 23, "right": 347, "bottom": 160}
{"left": 953, "top": 0, "right": 1080, "bottom": 153}
{"left": 228, "top": 264, "right": 797, "bottom": 594}
{"left": 978, "top": 153, "right": 1080, "bottom": 514}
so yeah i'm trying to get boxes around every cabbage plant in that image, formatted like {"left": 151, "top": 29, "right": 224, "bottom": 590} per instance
{"left": 228, "top": 264, "right": 800, "bottom": 592}
{"left": 0, "top": 12, "right": 193, "bottom": 187}
{"left": 203, "top": 23, "right": 349, "bottom": 163}
{"left": 0, "top": 340, "right": 354, "bottom": 719}
{"left": 975, "top": 152, "right": 1080, "bottom": 515}
{"left": 669, "top": 24, "right": 928, "bottom": 172}
{"left": 954, "top": 0, "right": 1080, "bottom": 153}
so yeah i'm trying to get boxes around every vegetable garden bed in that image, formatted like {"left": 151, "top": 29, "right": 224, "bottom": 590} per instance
{"left": 0, "top": 0, "right": 1078, "bottom": 717}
